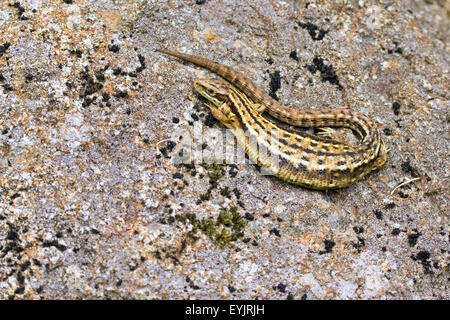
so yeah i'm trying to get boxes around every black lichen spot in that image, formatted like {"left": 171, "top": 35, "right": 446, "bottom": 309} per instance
{"left": 20, "top": 261, "right": 30, "bottom": 273}
{"left": 352, "top": 237, "right": 365, "bottom": 253}
{"left": 136, "top": 54, "right": 146, "bottom": 73}
{"left": 62, "top": 0, "right": 73, "bottom": 4}
{"left": 65, "top": 81, "right": 74, "bottom": 89}
{"left": 95, "top": 71, "right": 105, "bottom": 82}
{"left": 90, "top": 228, "right": 100, "bottom": 235}
{"left": 204, "top": 112, "right": 217, "bottom": 127}
{"left": 196, "top": 0, "right": 206, "bottom": 4}
{"left": 173, "top": 172, "right": 183, "bottom": 179}
{"left": 108, "top": 44, "right": 120, "bottom": 53}
{"left": 298, "top": 22, "right": 328, "bottom": 40}
{"left": 387, "top": 42, "right": 403, "bottom": 55}
{"left": 172, "top": 117, "right": 179, "bottom": 124}
{"left": 228, "top": 285, "right": 236, "bottom": 293}
{"left": 391, "top": 228, "right": 401, "bottom": 236}
{"left": 289, "top": 50, "right": 298, "bottom": 61}
{"left": 14, "top": 287, "right": 25, "bottom": 294}
{"left": 411, "top": 250, "right": 432, "bottom": 273}
{"left": 396, "top": 190, "right": 409, "bottom": 199}
{"left": 353, "top": 226, "right": 364, "bottom": 234}
{"left": 2, "top": 84, "right": 14, "bottom": 92}
{"left": 383, "top": 127, "right": 393, "bottom": 136}
{"left": 244, "top": 212, "right": 254, "bottom": 221}
{"left": 0, "top": 73, "right": 5, "bottom": 82}
{"left": 80, "top": 68, "right": 103, "bottom": 97}
{"left": 42, "top": 240, "right": 67, "bottom": 252}
{"left": 220, "top": 186, "right": 232, "bottom": 198}
{"left": 268, "top": 71, "right": 281, "bottom": 100}
{"left": 9, "top": 2, "right": 28, "bottom": 20}
{"left": 276, "top": 283, "right": 286, "bottom": 293}
{"left": 229, "top": 165, "right": 239, "bottom": 178}
{"left": 159, "top": 141, "right": 175, "bottom": 158}
{"left": 112, "top": 68, "right": 122, "bottom": 76}
{"left": 306, "top": 56, "right": 340, "bottom": 87}
{"left": 191, "top": 113, "right": 199, "bottom": 121}
{"left": 384, "top": 202, "right": 396, "bottom": 209}
{"left": 407, "top": 230, "right": 421, "bottom": 247}
{"left": 11, "top": 192, "right": 20, "bottom": 200}
{"left": 269, "top": 228, "right": 281, "bottom": 237}
{"left": 69, "top": 49, "right": 82, "bottom": 58}
{"left": 373, "top": 209, "right": 383, "bottom": 220}
{"left": 7, "top": 229, "right": 18, "bottom": 241}
{"left": 114, "top": 90, "right": 128, "bottom": 98}
{"left": 0, "top": 42, "right": 11, "bottom": 57}
{"left": 401, "top": 160, "right": 419, "bottom": 178}
{"left": 319, "top": 239, "right": 335, "bottom": 254}
{"left": 392, "top": 101, "right": 401, "bottom": 116}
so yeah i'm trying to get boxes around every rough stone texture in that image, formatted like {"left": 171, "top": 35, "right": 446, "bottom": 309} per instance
{"left": 0, "top": 0, "right": 448, "bottom": 299}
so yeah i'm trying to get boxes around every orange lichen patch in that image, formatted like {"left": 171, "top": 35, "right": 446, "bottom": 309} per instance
{"left": 203, "top": 28, "right": 221, "bottom": 41}
{"left": 297, "top": 234, "right": 312, "bottom": 244}
{"left": 381, "top": 59, "right": 401, "bottom": 71}
{"left": 163, "top": 161, "right": 176, "bottom": 173}
{"left": 98, "top": 9, "right": 122, "bottom": 32}
{"left": 371, "top": 65, "right": 377, "bottom": 76}
{"left": 192, "top": 31, "right": 200, "bottom": 41}
{"left": 101, "top": 82, "right": 117, "bottom": 95}
{"left": 135, "top": 182, "right": 145, "bottom": 190}
{"left": 193, "top": 28, "right": 221, "bottom": 42}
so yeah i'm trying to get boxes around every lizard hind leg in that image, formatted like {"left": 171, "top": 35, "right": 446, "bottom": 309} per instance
{"left": 316, "top": 127, "right": 338, "bottom": 139}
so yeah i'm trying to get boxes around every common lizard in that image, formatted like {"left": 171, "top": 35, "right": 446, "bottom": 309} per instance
{"left": 157, "top": 49, "right": 388, "bottom": 189}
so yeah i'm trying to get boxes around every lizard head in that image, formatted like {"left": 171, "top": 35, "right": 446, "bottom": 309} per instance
{"left": 194, "top": 79, "right": 238, "bottom": 127}
{"left": 193, "top": 79, "right": 230, "bottom": 106}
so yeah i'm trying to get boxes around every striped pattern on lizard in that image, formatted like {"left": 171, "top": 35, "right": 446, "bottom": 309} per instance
{"left": 157, "top": 49, "right": 388, "bottom": 189}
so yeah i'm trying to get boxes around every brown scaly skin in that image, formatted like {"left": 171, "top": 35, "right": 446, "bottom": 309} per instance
{"left": 158, "top": 49, "right": 388, "bottom": 189}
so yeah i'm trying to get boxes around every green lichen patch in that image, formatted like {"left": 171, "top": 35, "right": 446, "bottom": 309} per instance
{"left": 200, "top": 161, "right": 227, "bottom": 188}
{"left": 175, "top": 207, "right": 246, "bottom": 247}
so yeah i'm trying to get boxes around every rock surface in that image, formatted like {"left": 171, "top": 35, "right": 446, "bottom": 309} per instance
{"left": 0, "top": 0, "right": 448, "bottom": 299}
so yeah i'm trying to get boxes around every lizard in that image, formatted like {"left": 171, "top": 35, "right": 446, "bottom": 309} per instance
{"left": 157, "top": 49, "right": 388, "bottom": 189}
